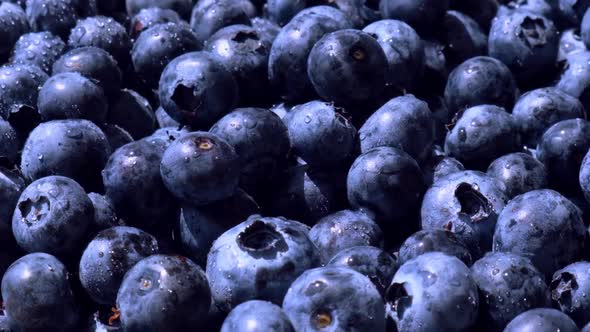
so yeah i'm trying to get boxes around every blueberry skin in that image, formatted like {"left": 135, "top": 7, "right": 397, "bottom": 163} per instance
{"left": 471, "top": 252, "right": 550, "bottom": 331}
{"left": 512, "top": 87, "right": 586, "bottom": 147}
{"left": 53, "top": 46, "right": 123, "bottom": 98}
{"left": 493, "top": 189, "right": 586, "bottom": 279}
{"left": 26, "top": 0, "right": 95, "bottom": 39}
{"left": 1, "top": 253, "right": 79, "bottom": 331}
{"left": 550, "top": 262, "right": 590, "bottom": 326}
{"left": 283, "top": 266, "right": 385, "bottom": 332}
{"left": 561, "top": 28, "right": 586, "bottom": 62}
{"left": 80, "top": 226, "right": 159, "bottom": 305}
{"left": 107, "top": 89, "right": 156, "bottom": 139}
{"left": 559, "top": 0, "right": 590, "bottom": 27}
{"left": 347, "top": 147, "right": 425, "bottom": 233}
{"left": 128, "top": 7, "right": 181, "bottom": 39}
{"left": 189, "top": 0, "right": 251, "bottom": 45}
{"left": 445, "top": 105, "right": 519, "bottom": 170}
{"left": 421, "top": 171, "right": 508, "bottom": 255}
{"left": 160, "top": 131, "right": 240, "bottom": 204}
{"left": 486, "top": 152, "right": 548, "bottom": 199}
{"left": 144, "top": 125, "right": 190, "bottom": 148}
{"left": 20, "top": 119, "right": 111, "bottom": 192}
{"left": 87, "top": 192, "right": 121, "bottom": 232}
{"left": 398, "top": 229, "right": 474, "bottom": 266}
{"left": 284, "top": 101, "right": 357, "bottom": 168}
{"left": 210, "top": 107, "right": 290, "bottom": 197}
{"left": 0, "top": 2, "right": 28, "bottom": 60}
{"left": 444, "top": 56, "right": 517, "bottom": 115}
{"left": 117, "top": 255, "right": 211, "bottom": 332}
{"left": 0, "top": 118, "right": 18, "bottom": 167}
{"left": 579, "top": 150, "right": 590, "bottom": 204}
{"left": 359, "top": 95, "right": 434, "bottom": 162}
{"left": 585, "top": 322, "right": 590, "bottom": 332}
{"left": 387, "top": 252, "right": 479, "bottom": 332}
{"left": 328, "top": 246, "right": 398, "bottom": 295}
{"left": 38, "top": 72, "right": 108, "bottom": 124}
{"left": 379, "top": 0, "right": 449, "bottom": 35}
{"left": 267, "top": 0, "right": 305, "bottom": 26}
{"left": 12, "top": 176, "right": 94, "bottom": 256}
{"left": 362, "top": 20, "right": 424, "bottom": 91}
{"left": 419, "top": 40, "right": 448, "bottom": 96}
{"left": 536, "top": 119, "right": 590, "bottom": 194}
{"left": 432, "top": 157, "right": 465, "bottom": 183}
{"left": 155, "top": 106, "right": 180, "bottom": 128}
{"left": 100, "top": 123, "right": 134, "bottom": 152}
{"left": 309, "top": 209, "right": 384, "bottom": 263}
{"left": 252, "top": 17, "right": 281, "bottom": 43}
{"left": 125, "top": 0, "right": 192, "bottom": 19}
{"left": 558, "top": 50, "right": 590, "bottom": 102}
{"left": 582, "top": 8, "right": 590, "bottom": 50}
{"left": 158, "top": 51, "right": 238, "bottom": 129}
{"left": 207, "top": 216, "right": 320, "bottom": 312}
{"left": 488, "top": 11, "right": 558, "bottom": 84}
{"left": 439, "top": 10, "right": 487, "bottom": 66}
{"left": 307, "top": 29, "right": 387, "bottom": 107}
{"left": 221, "top": 300, "right": 294, "bottom": 332}
{"left": 179, "top": 189, "right": 260, "bottom": 265}
{"left": 268, "top": 6, "right": 352, "bottom": 103}
{"left": 205, "top": 24, "right": 274, "bottom": 105}
{"left": 0, "top": 168, "right": 24, "bottom": 241}
{"left": 450, "top": 0, "right": 499, "bottom": 31}
{"left": 503, "top": 308, "right": 579, "bottom": 332}
{"left": 131, "top": 22, "right": 200, "bottom": 89}
{"left": 10, "top": 31, "right": 65, "bottom": 74}
{"left": 0, "top": 63, "right": 48, "bottom": 122}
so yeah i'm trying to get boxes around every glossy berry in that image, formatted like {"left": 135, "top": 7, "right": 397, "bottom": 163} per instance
{"left": 128, "top": 7, "right": 181, "bottom": 39}
{"left": 26, "top": 0, "right": 95, "bottom": 39}
{"left": 10, "top": 31, "right": 65, "bottom": 74}
{"left": 551, "top": 262, "right": 590, "bottom": 326}
{"left": 0, "top": 2, "right": 29, "bottom": 60}
{"left": 503, "top": 308, "right": 578, "bottom": 332}
{"left": 107, "top": 89, "right": 156, "bottom": 139}
{"left": 221, "top": 300, "right": 294, "bottom": 332}
{"left": 398, "top": 229, "right": 474, "bottom": 266}
{"left": 486, "top": 152, "right": 548, "bottom": 199}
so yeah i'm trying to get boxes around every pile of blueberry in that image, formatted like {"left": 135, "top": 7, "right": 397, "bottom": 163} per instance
{"left": 5, "top": 0, "right": 590, "bottom": 331}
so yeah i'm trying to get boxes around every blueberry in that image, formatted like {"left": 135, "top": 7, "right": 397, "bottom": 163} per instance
{"left": 398, "top": 229, "right": 474, "bottom": 266}
{"left": 158, "top": 51, "right": 238, "bottom": 128}
{"left": 362, "top": 19, "right": 424, "bottom": 92}
{"left": 387, "top": 252, "right": 479, "bottom": 332}
{"left": 221, "top": 300, "right": 294, "bottom": 332}
{"left": 10, "top": 31, "right": 65, "bottom": 74}
{"left": 207, "top": 215, "right": 320, "bottom": 312}
{"left": 307, "top": 29, "right": 387, "bottom": 107}
{"left": 116, "top": 255, "right": 211, "bottom": 331}
{"left": 503, "top": 308, "right": 579, "bottom": 332}
{"left": 0, "top": 168, "right": 25, "bottom": 243}
{"left": 155, "top": 106, "right": 180, "bottom": 128}
{"left": 536, "top": 119, "right": 590, "bottom": 194}
{"left": 561, "top": 28, "right": 586, "bottom": 61}
{"left": 379, "top": 0, "right": 449, "bottom": 35}
{"left": 444, "top": 56, "right": 517, "bottom": 115}
{"left": 584, "top": 322, "right": 590, "bottom": 332}
{"left": 471, "top": 252, "right": 550, "bottom": 331}
{"left": 12, "top": 176, "right": 94, "bottom": 256}
{"left": 145, "top": 125, "right": 190, "bottom": 148}
{"left": 0, "top": 2, "right": 28, "bottom": 60}
{"left": 497, "top": 0, "right": 556, "bottom": 22}
{"left": 26, "top": 0, "right": 95, "bottom": 39}
{"left": 432, "top": 157, "right": 465, "bottom": 183}
{"left": 512, "top": 87, "right": 586, "bottom": 147}
{"left": 125, "top": 0, "right": 193, "bottom": 19}
{"left": 421, "top": 170, "right": 508, "bottom": 255}
{"left": 87, "top": 192, "right": 121, "bottom": 231}
{"left": 251, "top": 16, "right": 281, "bottom": 43}
{"left": 107, "top": 89, "right": 156, "bottom": 139}
{"left": 486, "top": 152, "right": 548, "bottom": 199}
{"left": 189, "top": 0, "right": 251, "bottom": 45}
{"left": 21, "top": 119, "right": 110, "bottom": 192}
{"left": 131, "top": 22, "right": 200, "bottom": 89}
{"left": 359, "top": 95, "right": 434, "bottom": 162}
{"left": 439, "top": 10, "right": 488, "bottom": 66}
{"left": 559, "top": 0, "right": 590, "bottom": 27}
{"left": 283, "top": 266, "right": 385, "bottom": 331}
{"left": 1, "top": 253, "right": 79, "bottom": 331}
{"left": 309, "top": 209, "right": 384, "bottom": 263}
{"left": 418, "top": 40, "right": 449, "bottom": 95}
{"left": 450, "top": 0, "right": 499, "bottom": 31}
{"left": 550, "top": 262, "right": 590, "bottom": 326}
{"left": 128, "top": 7, "right": 182, "bottom": 39}
{"left": 493, "top": 189, "right": 586, "bottom": 279}
{"left": 267, "top": 0, "right": 305, "bottom": 26}
{"left": 99, "top": 123, "right": 135, "bottom": 152}
{"left": 80, "top": 226, "right": 159, "bottom": 305}
{"left": 0, "top": 118, "right": 18, "bottom": 167}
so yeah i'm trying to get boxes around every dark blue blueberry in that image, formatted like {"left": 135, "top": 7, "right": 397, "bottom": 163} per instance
{"left": 87, "top": 192, "right": 121, "bottom": 232}
{"left": 560, "top": 28, "right": 586, "bottom": 62}
{"left": 160, "top": 131, "right": 240, "bottom": 204}
{"left": 26, "top": 0, "right": 95, "bottom": 39}
{"left": 283, "top": 266, "right": 385, "bottom": 331}
{"left": 559, "top": 0, "right": 590, "bottom": 27}
{"left": 398, "top": 229, "right": 474, "bottom": 266}
{"left": 486, "top": 152, "right": 548, "bottom": 199}
{"left": 221, "top": 300, "right": 294, "bottom": 332}
{"left": 155, "top": 106, "right": 180, "bottom": 128}
{"left": 116, "top": 255, "right": 211, "bottom": 331}
{"left": 53, "top": 46, "right": 123, "bottom": 98}
{"left": 267, "top": 6, "right": 352, "bottom": 102}
{"left": 284, "top": 101, "right": 357, "bottom": 168}
{"left": 493, "top": 189, "right": 586, "bottom": 279}
{"left": 10, "top": 31, "right": 65, "bottom": 74}
{"left": 267, "top": 0, "right": 305, "bottom": 26}
{"left": 251, "top": 16, "right": 280, "bottom": 43}
{"left": 421, "top": 171, "right": 508, "bottom": 255}
{"left": 503, "top": 308, "right": 579, "bottom": 332}
{"left": 80, "top": 226, "right": 159, "bottom": 305}
{"left": 418, "top": 40, "right": 448, "bottom": 96}
{"left": 328, "top": 245, "right": 398, "bottom": 295}
{"left": 558, "top": 50, "right": 590, "bottom": 100}
{"left": 585, "top": 322, "right": 590, "bottom": 332}
{"left": 144, "top": 125, "right": 190, "bottom": 148}
{"left": 444, "top": 56, "right": 517, "bottom": 115}
{"left": 99, "top": 123, "right": 134, "bottom": 151}
{"left": 497, "top": 0, "right": 557, "bottom": 22}
{"left": 582, "top": 8, "right": 590, "bottom": 50}
{"left": 309, "top": 209, "right": 384, "bottom": 263}
{"left": 347, "top": 147, "right": 424, "bottom": 236}
{"left": 432, "top": 157, "right": 465, "bottom": 183}
{"left": 107, "top": 89, "right": 156, "bottom": 139}
{"left": 12, "top": 176, "right": 94, "bottom": 256}
{"left": 536, "top": 119, "right": 590, "bottom": 194}
{"left": 189, "top": 0, "right": 251, "bottom": 45}
{"left": 37, "top": 72, "right": 108, "bottom": 124}
{"left": 207, "top": 215, "right": 320, "bottom": 312}
{"left": 359, "top": 95, "right": 434, "bottom": 162}
{"left": 386, "top": 252, "right": 479, "bottom": 332}
{"left": 179, "top": 189, "right": 259, "bottom": 265}
{"left": 471, "top": 252, "right": 550, "bottom": 331}
{"left": 210, "top": 107, "right": 289, "bottom": 198}
{"left": 128, "top": 7, "right": 181, "bottom": 39}
{"left": 362, "top": 19, "right": 424, "bottom": 92}
{"left": 579, "top": 149, "right": 590, "bottom": 204}
{"left": 445, "top": 105, "right": 519, "bottom": 170}
{"left": 125, "top": 0, "right": 193, "bottom": 19}
{"left": 550, "top": 262, "right": 590, "bottom": 326}
{"left": 450, "top": 0, "right": 499, "bottom": 31}
{"left": 0, "top": 118, "right": 18, "bottom": 167}
{"left": 20, "top": 119, "right": 110, "bottom": 192}
{"left": 488, "top": 11, "right": 559, "bottom": 85}
{"left": 0, "top": 63, "right": 47, "bottom": 131}
{"left": 512, "top": 87, "right": 586, "bottom": 147}
{"left": 0, "top": 168, "right": 25, "bottom": 243}
{"left": 307, "top": 29, "right": 387, "bottom": 107}
{"left": 439, "top": 10, "right": 487, "bottom": 66}
{"left": 158, "top": 51, "right": 238, "bottom": 129}
{"left": 194, "top": 0, "right": 258, "bottom": 18}
{"left": 379, "top": 0, "right": 449, "bottom": 35}
{"left": 0, "top": 2, "right": 28, "bottom": 60}
{"left": 1, "top": 253, "right": 79, "bottom": 331}
{"left": 131, "top": 22, "right": 200, "bottom": 89}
